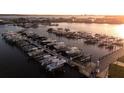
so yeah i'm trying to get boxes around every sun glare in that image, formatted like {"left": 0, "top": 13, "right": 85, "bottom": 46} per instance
{"left": 114, "top": 24, "right": 124, "bottom": 38}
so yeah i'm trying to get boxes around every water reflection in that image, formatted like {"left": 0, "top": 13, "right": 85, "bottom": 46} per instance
{"left": 1, "top": 23, "right": 124, "bottom": 77}
{"left": 0, "top": 25, "right": 86, "bottom": 78}
{"left": 114, "top": 24, "right": 124, "bottom": 38}
{"left": 54, "top": 23, "right": 124, "bottom": 39}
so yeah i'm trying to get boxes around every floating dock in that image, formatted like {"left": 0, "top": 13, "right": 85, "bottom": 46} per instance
{"left": 47, "top": 28, "right": 124, "bottom": 50}
{"left": 2, "top": 30, "right": 92, "bottom": 75}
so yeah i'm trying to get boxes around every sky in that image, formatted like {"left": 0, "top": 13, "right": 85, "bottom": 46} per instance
{"left": 0, "top": 0, "right": 124, "bottom": 15}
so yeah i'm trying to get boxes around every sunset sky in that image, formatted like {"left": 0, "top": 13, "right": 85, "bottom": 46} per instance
{"left": 0, "top": 0, "right": 124, "bottom": 15}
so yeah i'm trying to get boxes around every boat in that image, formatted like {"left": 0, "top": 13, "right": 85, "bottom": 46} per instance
{"left": 49, "top": 23, "right": 59, "bottom": 26}
{"left": 27, "top": 49, "right": 44, "bottom": 57}
{"left": 105, "top": 45, "right": 114, "bottom": 50}
{"left": 41, "top": 39, "right": 56, "bottom": 45}
{"left": 66, "top": 47, "right": 81, "bottom": 57}
{"left": 46, "top": 58, "right": 67, "bottom": 71}
{"left": 84, "top": 38, "right": 98, "bottom": 44}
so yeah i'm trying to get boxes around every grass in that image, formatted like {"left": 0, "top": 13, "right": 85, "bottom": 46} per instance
{"left": 118, "top": 56, "right": 124, "bottom": 63}
{"left": 109, "top": 64, "right": 124, "bottom": 78}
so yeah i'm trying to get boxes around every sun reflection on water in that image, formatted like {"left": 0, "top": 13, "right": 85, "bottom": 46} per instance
{"left": 114, "top": 24, "right": 124, "bottom": 38}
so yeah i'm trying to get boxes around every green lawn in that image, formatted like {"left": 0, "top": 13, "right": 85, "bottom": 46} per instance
{"left": 118, "top": 56, "right": 124, "bottom": 63}
{"left": 109, "top": 64, "right": 124, "bottom": 78}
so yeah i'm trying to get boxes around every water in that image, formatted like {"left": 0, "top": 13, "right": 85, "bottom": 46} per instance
{"left": 0, "top": 15, "right": 101, "bottom": 19}
{"left": 0, "top": 22, "right": 124, "bottom": 78}
{"left": 0, "top": 25, "right": 85, "bottom": 78}
{"left": 51, "top": 23, "right": 124, "bottom": 38}
{"left": 0, "top": 25, "right": 45, "bottom": 77}
{"left": 29, "top": 23, "right": 117, "bottom": 60}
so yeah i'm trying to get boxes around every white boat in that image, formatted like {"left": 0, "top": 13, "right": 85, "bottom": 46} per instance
{"left": 66, "top": 47, "right": 81, "bottom": 56}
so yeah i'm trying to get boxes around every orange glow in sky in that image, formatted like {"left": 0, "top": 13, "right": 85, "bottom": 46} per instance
{"left": 0, "top": 0, "right": 124, "bottom": 15}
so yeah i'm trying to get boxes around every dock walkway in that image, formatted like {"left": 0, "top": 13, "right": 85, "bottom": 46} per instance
{"left": 97, "top": 47, "right": 124, "bottom": 77}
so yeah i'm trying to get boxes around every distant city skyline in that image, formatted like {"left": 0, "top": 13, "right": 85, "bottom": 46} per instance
{"left": 0, "top": 0, "right": 124, "bottom": 15}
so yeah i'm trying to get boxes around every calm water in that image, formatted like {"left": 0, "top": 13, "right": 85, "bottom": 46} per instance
{"left": 0, "top": 15, "right": 98, "bottom": 19}
{"left": 0, "top": 23, "right": 124, "bottom": 77}
{"left": 32, "top": 23, "right": 124, "bottom": 60}
{"left": 0, "top": 25, "right": 85, "bottom": 78}
{"left": 54, "top": 23, "right": 124, "bottom": 38}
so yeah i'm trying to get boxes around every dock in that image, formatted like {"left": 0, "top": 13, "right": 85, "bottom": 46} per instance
{"left": 96, "top": 47, "right": 124, "bottom": 77}
{"left": 2, "top": 30, "right": 124, "bottom": 77}
{"left": 2, "top": 30, "right": 92, "bottom": 75}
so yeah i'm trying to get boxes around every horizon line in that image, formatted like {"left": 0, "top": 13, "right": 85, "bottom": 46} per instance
{"left": 1, "top": 14, "right": 124, "bottom": 16}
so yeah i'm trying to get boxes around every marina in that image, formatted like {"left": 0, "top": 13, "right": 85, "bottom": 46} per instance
{"left": 2, "top": 31, "right": 92, "bottom": 73}
{"left": 0, "top": 24, "right": 85, "bottom": 78}
{"left": 47, "top": 27, "right": 124, "bottom": 50}
{"left": 1, "top": 19, "right": 124, "bottom": 77}
{"left": 2, "top": 24, "right": 124, "bottom": 77}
